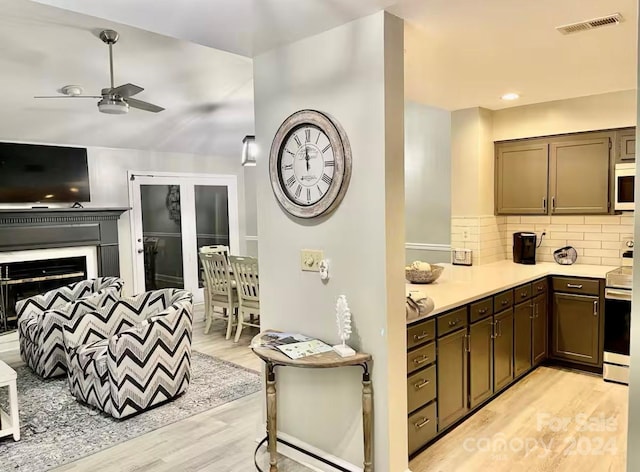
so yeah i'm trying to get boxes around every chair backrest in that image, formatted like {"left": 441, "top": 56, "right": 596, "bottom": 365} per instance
{"left": 200, "top": 252, "right": 233, "bottom": 297}
{"left": 230, "top": 256, "right": 259, "bottom": 303}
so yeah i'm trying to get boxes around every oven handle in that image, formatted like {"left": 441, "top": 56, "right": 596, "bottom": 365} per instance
{"left": 605, "top": 288, "right": 632, "bottom": 302}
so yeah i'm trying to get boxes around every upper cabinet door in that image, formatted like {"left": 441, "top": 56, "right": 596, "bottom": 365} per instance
{"left": 549, "top": 137, "right": 611, "bottom": 214}
{"left": 618, "top": 128, "right": 636, "bottom": 162}
{"left": 496, "top": 142, "right": 549, "bottom": 215}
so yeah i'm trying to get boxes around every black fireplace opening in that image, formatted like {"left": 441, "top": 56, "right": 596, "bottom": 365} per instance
{"left": 0, "top": 256, "right": 87, "bottom": 334}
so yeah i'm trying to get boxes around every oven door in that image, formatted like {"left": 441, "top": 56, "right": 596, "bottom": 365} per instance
{"left": 604, "top": 288, "right": 631, "bottom": 365}
{"left": 615, "top": 163, "right": 635, "bottom": 211}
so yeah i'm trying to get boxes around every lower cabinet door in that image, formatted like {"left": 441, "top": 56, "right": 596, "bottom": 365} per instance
{"left": 532, "top": 293, "right": 548, "bottom": 366}
{"left": 408, "top": 402, "right": 437, "bottom": 455}
{"left": 469, "top": 317, "right": 494, "bottom": 409}
{"left": 552, "top": 293, "right": 601, "bottom": 366}
{"left": 514, "top": 301, "right": 533, "bottom": 378}
{"left": 437, "top": 329, "right": 468, "bottom": 430}
{"left": 493, "top": 308, "right": 514, "bottom": 392}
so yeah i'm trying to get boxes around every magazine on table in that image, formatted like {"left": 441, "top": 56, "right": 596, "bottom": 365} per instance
{"left": 256, "top": 332, "right": 333, "bottom": 360}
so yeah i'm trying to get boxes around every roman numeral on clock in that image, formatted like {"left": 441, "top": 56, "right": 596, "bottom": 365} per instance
{"left": 321, "top": 174, "right": 332, "bottom": 185}
{"left": 325, "top": 160, "right": 335, "bottom": 167}
{"left": 305, "top": 129, "right": 311, "bottom": 142}
{"left": 295, "top": 185, "right": 302, "bottom": 198}
{"left": 306, "top": 188, "right": 311, "bottom": 201}
{"left": 285, "top": 149, "right": 295, "bottom": 157}
{"left": 286, "top": 176, "right": 296, "bottom": 187}
{"left": 283, "top": 164, "right": 293, "bottom": 171}
{"left": 294, "top": 134, "right": 302, "bottom": 147}
{"left": 322, "top": 144, "right": 331, "bottom": 153}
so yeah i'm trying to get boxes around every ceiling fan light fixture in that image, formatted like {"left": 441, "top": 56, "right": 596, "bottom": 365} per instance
{"left": 98, "top": 97, "right": 129, "bottom": 114}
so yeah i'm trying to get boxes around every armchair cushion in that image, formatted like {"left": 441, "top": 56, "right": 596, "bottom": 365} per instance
{"left": 17, "top": 277, "right": 123, "bottom": 378}
{"left": 64, "top": 288, "right": 193, "bottom": 419}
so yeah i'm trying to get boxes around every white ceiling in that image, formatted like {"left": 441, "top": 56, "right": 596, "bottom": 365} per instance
{"left": 0, "top": 0, "right": 254, "bottom": 157}
{"left": 397, "top": 0, "right": 638, "bottom": 110}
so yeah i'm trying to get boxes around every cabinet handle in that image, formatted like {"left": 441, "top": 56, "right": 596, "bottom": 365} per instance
{"left": 491, "top": 321, "right": 498, "bottom": 339}
{"left": 414, "top": 379, "right": 431, "bottom": 390}
{"left": 529, "top": 304, "right": 535, "bottom": 319}
{"left": 551, "top": 196, "right": 556, "bottom": 211}
{"left": 478, "top": 308, "right": 487, "bottom": 315}
{"left": 448, "top": 319, "right": 460, "bottom": 327}
{"left": 567, "top": 284, "right": 583, "bottom": 289}
{"left": 535, "top": 304, "right": 539, "bottom": 319}
{"left": 543, "top": 197, "right": 547, "bottom": 211}
{"left": 594, "top": 300, "right": 598, "bottom": 316}
{"left": 501, "top": 300, "right": 509, "bottom": 306}
{"left": 498, "top": 320, "right": 502, "bottom": 337}
{"left": 413, "top": 355, "right": 430, "bottom": 365}
{"left": 413, "top": 332, "right": 430, "bottom": 341}
{"left": 465, "top": 333, "right": 471, "bottom": 352}
{"left": 414, "top": 417, "right": 431, "bottom": 429}
{"left": 521, "top": 291, "right": 528, "bottom": 298}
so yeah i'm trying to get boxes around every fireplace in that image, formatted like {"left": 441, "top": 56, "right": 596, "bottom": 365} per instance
{"left": 0, "top": 256, "right": 88, "bottom": 333}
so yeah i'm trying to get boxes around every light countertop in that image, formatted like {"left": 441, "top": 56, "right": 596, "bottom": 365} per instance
{"left": 406, "top": 260, "right": 617, "bottom": 324}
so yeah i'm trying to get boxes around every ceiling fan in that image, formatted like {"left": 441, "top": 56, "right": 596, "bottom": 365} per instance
{"left": 34, "top": 29, "right": 164, "bottom": 114}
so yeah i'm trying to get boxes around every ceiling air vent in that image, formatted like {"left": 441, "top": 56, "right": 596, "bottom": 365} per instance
{"left": 556, "top": 13, "right": 623, "bottom": 35}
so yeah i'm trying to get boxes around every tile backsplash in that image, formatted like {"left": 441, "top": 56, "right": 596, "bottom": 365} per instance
{"left": 452, "top": 214, "right": 634, "bottom": 266}
{"left": 505, "top": 215, "right": 634, "bottom": 266}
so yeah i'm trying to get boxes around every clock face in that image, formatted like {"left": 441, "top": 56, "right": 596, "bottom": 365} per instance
{"left": 269, "top": 109, "right": 351, "bottom": 219}
{"left": 278, "top": 125, "right": 335, "bottom": 207}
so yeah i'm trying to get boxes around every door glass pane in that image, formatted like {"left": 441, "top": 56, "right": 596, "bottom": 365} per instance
{"left": 140, "top": 184, "right": 184, "bottom": 290}
{"left": 195, "top": 185, "right": 230, "bottom": 288}
{"left": 618, "top": 175, "right": 635, "bottom": 203}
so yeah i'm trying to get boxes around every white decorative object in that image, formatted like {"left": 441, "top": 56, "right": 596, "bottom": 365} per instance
{"left": 333, "top": 295, "right": 356, "bottom": 357}
{"left": 319, "top": 259, "right": 330, "bottom": 281}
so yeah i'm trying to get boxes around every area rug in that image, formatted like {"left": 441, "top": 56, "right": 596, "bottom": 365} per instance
{"left": 0, "top": 352, "right": 261, "bottom": 471}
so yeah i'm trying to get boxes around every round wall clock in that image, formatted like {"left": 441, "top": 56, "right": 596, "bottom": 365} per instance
{"left": 269, "top": 109, "right": 352, "bottom": 219}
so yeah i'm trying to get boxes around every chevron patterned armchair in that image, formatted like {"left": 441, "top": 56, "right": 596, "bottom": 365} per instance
{"left": 63, "top": 288, "right": 193, "bottom": 419}
{"left": 16, "top": 277, "right": 124, "bottom": 378}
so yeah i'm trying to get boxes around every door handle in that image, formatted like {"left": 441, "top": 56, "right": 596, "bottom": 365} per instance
{"left": 594, "top": 300, "right": 598, "bottom": 316}
{"left": 137, "top": 249, "right": 144, "bottom": 254}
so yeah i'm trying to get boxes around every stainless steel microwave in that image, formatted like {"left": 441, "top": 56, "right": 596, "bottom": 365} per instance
{"left": 615, "top": 163, "right": 635, "bottom": 211}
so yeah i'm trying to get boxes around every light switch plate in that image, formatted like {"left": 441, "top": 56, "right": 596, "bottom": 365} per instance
{"left": 300, "top": 249, "right": 324, "bottom": 272}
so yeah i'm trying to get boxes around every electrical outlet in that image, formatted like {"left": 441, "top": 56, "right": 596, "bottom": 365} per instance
{"left": 300, "top": 249, "right": 324, "bottom": 272}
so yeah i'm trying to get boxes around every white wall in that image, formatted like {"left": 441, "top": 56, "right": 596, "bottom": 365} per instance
{"left": 404, "top": 102, "right": 451, "bottom": 264}
{"left": 87, "top": 147, "right": 246, "bottom": 294}
{"left": 254, "top": 11, "right": 407, "bottom": 472}
{"left": 493, "top": 90, "right": 637, "bottom": 141}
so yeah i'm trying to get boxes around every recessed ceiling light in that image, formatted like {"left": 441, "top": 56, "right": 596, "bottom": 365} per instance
{"left": 501, "top": 93, "right": 520, "bottom": 101}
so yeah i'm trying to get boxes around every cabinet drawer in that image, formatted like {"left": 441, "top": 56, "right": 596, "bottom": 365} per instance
{"left": 407, "top": 318, "right": 436, "bottom": 350}
{"left": 408, "top": 364, "right": 437, "bottom": 413}
{"left": 437, "top": 307, "right": 468, "bottom": 337}
{"left": 494, "top": 290, "right": 514, "bottom": 311}
{"left": 514, "top": 283, "right": 532, "bottom": 302}
{"left": 407, "top": 342, "right": 436, "bottom": 374}
{"left": 470, "top": 298, "right": 493, "bottom": 323}
{"left": 552, "top": 277, "right": 600, "bottom": 296}
{"left": 532, "top": 278, "right": 548, "bottom": 295}
{"left": 408, "top": 401, "right": 437, "bottom": 455}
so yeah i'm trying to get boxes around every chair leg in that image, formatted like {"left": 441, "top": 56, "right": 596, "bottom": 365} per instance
{"left": 204, "top": 308, "right": 213, "bottom": 334}
{"left": 234, "top": 309, "right": 244, "bottom": 343}
{"left": 225, "top": 307, "right": 235, "bottom": 340}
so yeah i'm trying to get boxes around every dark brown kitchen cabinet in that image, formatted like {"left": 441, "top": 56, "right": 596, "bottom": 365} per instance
{"left": 514, "top": 301, "right": 533, "bottom": 378}
{"left": 495, "top": 140, "right": 549, "bottom": 215}
{"left": 469, "top": 317, "right": 493, "bottom": 409}
{"left": 493, "top": 308, "right": 514, "bottom": 393}
{"left": 437, "top": 328, "right": 468, "bottom": 431}
{"left": 551, "top": 292, "right": 601, "bottom": 366}
{"left": 549, "top": 137, "right": 611, "bottom": 214}
{"left": 618, "top": 128, "right": 636, "bottom": 162}
{"left": 532, "top": 293, "right": 548, "bottom": 366}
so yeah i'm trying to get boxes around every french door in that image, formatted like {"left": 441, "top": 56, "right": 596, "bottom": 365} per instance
{"left": 128, "top": 172, "right": 240, "bottom": 303}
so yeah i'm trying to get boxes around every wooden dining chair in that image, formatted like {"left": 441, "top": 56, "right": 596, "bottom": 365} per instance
{"left": 199, "top": 245, "right": 230, "bottom": 326}
{"left": 199, "top": 252, "right": 238, "bottom": 338}
{"left": 230, "top": 255, "right": 260, "bottom": 343}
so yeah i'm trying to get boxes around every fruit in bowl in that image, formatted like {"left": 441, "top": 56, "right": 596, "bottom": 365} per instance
{"left": 405, "top": 261, "right": 444, "bottom": 284}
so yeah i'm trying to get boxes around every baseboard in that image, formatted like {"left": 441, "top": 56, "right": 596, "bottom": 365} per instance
{"left": 0, "top": 331, "right": 18, "bottom": 353}
{"left": 259, "top": 431, "right": 363, "bottom": 472}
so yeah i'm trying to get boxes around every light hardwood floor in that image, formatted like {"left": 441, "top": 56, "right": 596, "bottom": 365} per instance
{"left": 410, "top": 366, "right": 628, "bottom": 472}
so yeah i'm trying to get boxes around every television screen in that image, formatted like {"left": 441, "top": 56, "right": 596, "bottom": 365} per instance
{"left": 0, "top": 142, "right": 90, "bottom": 203}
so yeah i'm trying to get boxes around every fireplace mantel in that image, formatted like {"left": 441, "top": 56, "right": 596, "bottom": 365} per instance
{"left": 0, "top": 207, "right": 129, "bottom": 277}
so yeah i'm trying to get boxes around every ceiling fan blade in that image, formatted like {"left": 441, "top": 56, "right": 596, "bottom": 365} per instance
{"left": 126, "top": 98, "right": 165, "bottom": 113}
{"left": 110, "top": 83, "right": 144, "bottom": 98}
{"left": 34, "top": 95, "right": 102, "bottom": 99}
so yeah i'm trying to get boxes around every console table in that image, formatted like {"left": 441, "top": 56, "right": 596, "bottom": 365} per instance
{"left": 0, "top": 360, "right": 19, "bottom": 441}
{"left": 251, "top": 331, "right": 373, "bottom": 472}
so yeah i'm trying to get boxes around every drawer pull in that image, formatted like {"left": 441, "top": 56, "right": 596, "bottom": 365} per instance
{"left": 567, "top": 284, "right": 583, "bottom": 289}
{"left": 414, "top": 417, "right": 431, "bottom": 429}
{"left": 478, "top": 308, "right": 488, "bottom": 315}
{"left": 413, "top": 332, "right": 430, "bottom": 341}
{"left": 521, "top": 292, "right": 528, "bottom": 298}
{"left": 448, "top": 319, "right": 460, "bottom": 327}
{"left": 501, "top": 299, "right": 509, "bottom": 305}
{"left": 536, "top": 285, "right": 544, "bottom": 291}
{"left": 414, "top": 379, "right": 431, "bottom": 390}
{"left": 413, "top": 355, "right": 430, "bottom": 365}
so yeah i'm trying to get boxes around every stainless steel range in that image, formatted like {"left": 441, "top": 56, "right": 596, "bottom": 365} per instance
{"left": 604, "top": 266, "right": 632, "bottom": 384}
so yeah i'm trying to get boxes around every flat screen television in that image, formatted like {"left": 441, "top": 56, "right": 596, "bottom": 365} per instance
{"left": 0, "top": 142, "right": 90, "bottom": 203}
